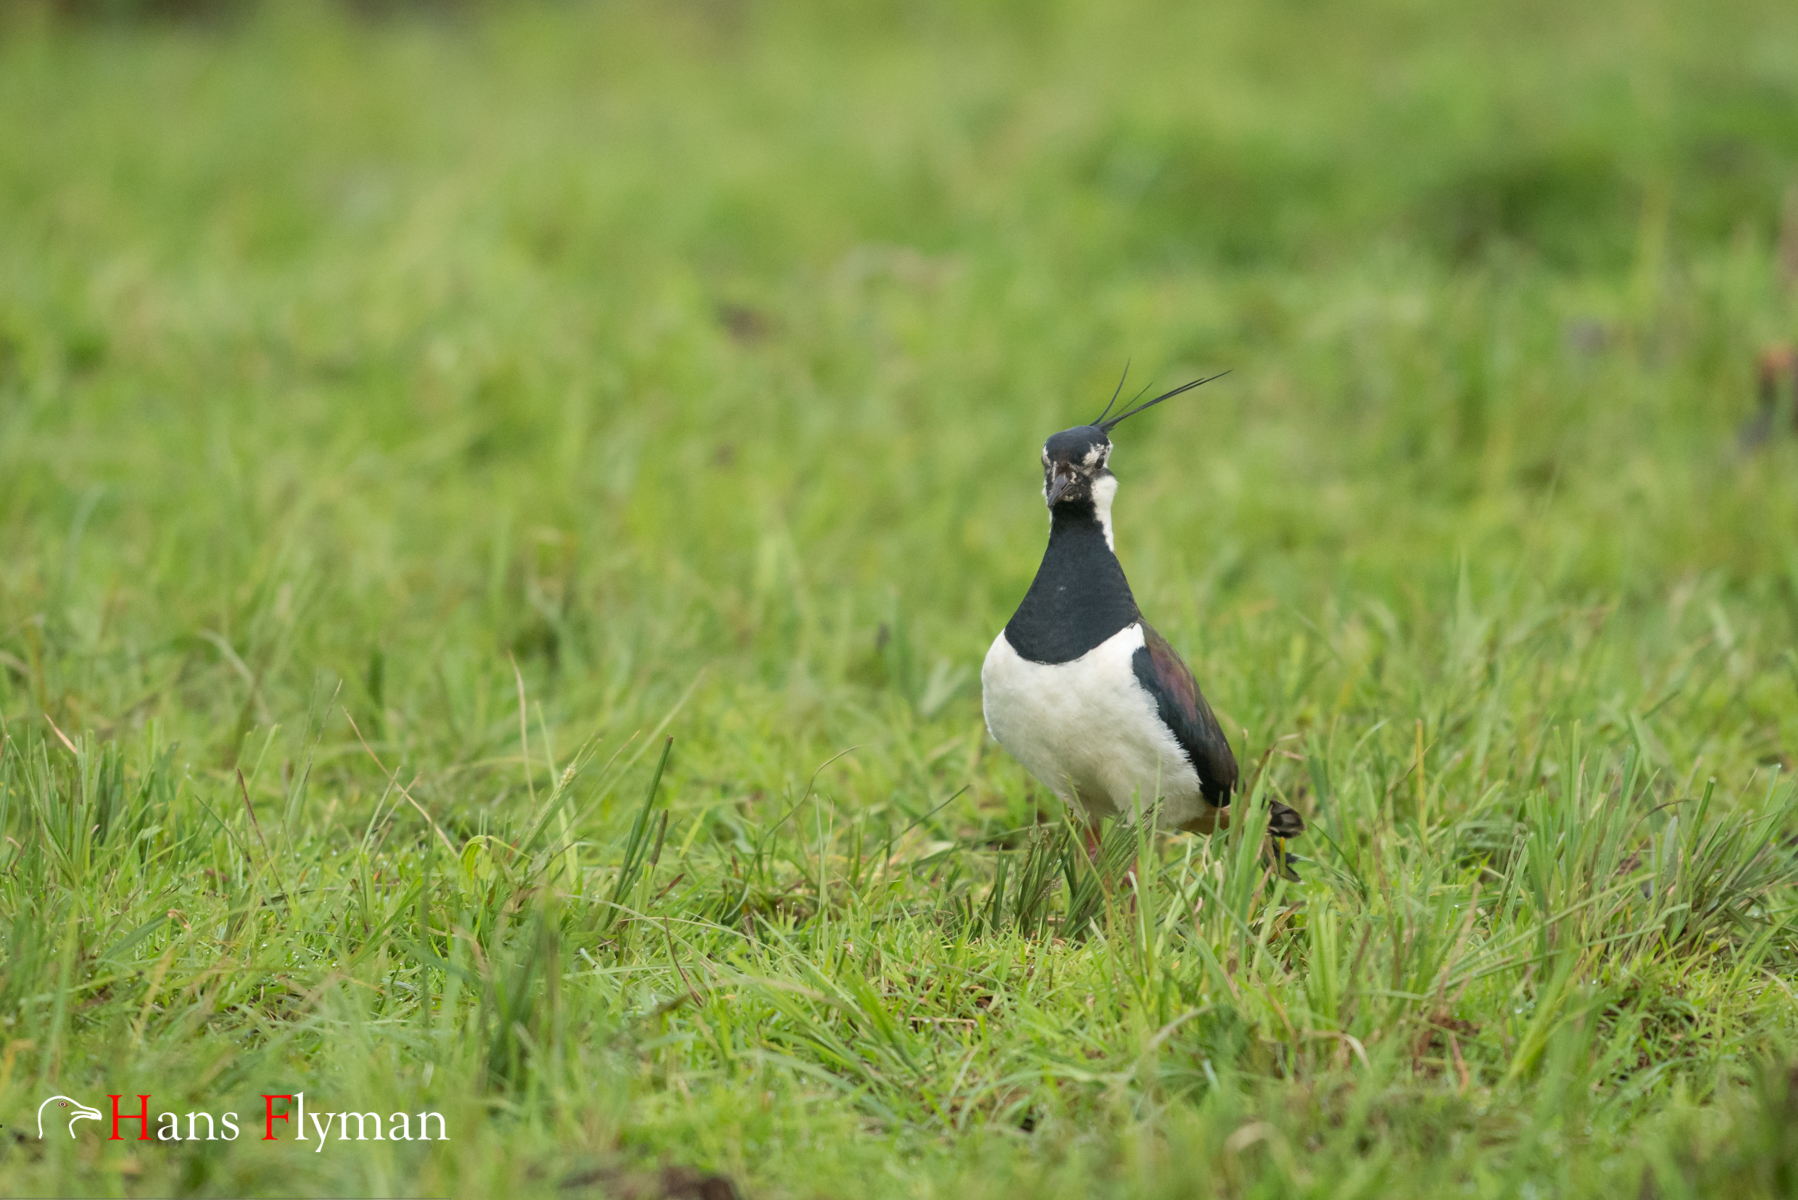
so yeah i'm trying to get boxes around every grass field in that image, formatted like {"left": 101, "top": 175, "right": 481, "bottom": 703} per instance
{"left": 4, "top": 1, "right": 1798, "bottom": 1195}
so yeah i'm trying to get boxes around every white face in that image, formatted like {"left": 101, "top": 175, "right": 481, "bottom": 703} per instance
{"left": 1041, "top": 436, "right": 1117, "bottom": 509}
{"left": 1040, "top": 442, "right": 1112, "bottom": 472}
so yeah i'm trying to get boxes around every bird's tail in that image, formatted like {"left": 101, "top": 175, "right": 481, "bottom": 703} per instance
{"left": 1266, "top": 801, "right": 1307, "bottom": 882}
{"left": 1268, "top": 800, "right": 1305, "bottom": 839}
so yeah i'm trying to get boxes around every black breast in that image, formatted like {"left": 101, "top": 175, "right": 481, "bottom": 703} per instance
{"left": 1003, "top": 500, "right": 1140, "bottom": 664}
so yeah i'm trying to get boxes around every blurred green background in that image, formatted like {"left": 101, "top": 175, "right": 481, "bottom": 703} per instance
{"left": 4, "top": 0, "right": 1796, "bottom": 780}
{"left": 3, "top": 1, "right": 1798, "bottom": 1196}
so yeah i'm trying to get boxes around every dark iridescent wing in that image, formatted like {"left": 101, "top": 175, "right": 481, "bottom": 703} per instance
{"left": 1131, "top": 623, "right": 1239, "bottom": 806}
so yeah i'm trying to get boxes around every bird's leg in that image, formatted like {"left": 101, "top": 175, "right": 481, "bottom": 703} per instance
{"left": 1084, "top": 819, "right": 1136, "bottom": 888}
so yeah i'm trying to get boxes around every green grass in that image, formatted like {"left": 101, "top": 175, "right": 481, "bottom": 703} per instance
{"left": 4, "top": 1, "right": 1798, "bottom": 1195}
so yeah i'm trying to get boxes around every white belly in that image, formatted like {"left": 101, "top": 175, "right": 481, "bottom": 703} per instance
{"left": 981, "top": 624, "right": 1210, "bottom": 827}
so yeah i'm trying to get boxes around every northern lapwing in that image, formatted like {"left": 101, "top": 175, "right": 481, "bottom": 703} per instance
{"left": 981, "top": 372, "right": 1304, "bottom": 862}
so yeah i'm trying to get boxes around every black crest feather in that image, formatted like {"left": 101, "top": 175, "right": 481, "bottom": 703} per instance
{"left": 1095, "top": 370, "right": 1230, "bottom": 433}
{"left": 1094, "top": 360, "right": 1132, "bottom": 427}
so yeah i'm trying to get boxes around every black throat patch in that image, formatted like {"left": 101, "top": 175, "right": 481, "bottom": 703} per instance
{"left": 1003, "top": 499, "right": 1140, "bottom": 664}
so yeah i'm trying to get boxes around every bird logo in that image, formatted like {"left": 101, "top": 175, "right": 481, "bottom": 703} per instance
{"left": 36, "top": 1094, "right": 103, "bottom": 1138}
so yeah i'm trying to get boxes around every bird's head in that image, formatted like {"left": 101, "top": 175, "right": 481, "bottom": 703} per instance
{"left": 1040, "top": 369, "right": 1228, "bottom": 510}
{"left": 1041, "top": 426, "right": 1113, "bottom": 508}
{"left": 37, "top": 1094, "right": 102, "bottom": 1139}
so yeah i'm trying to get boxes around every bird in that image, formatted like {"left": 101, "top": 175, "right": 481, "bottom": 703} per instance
{"left": 981, "top": 371, "right": 1304, "bottom": 862}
